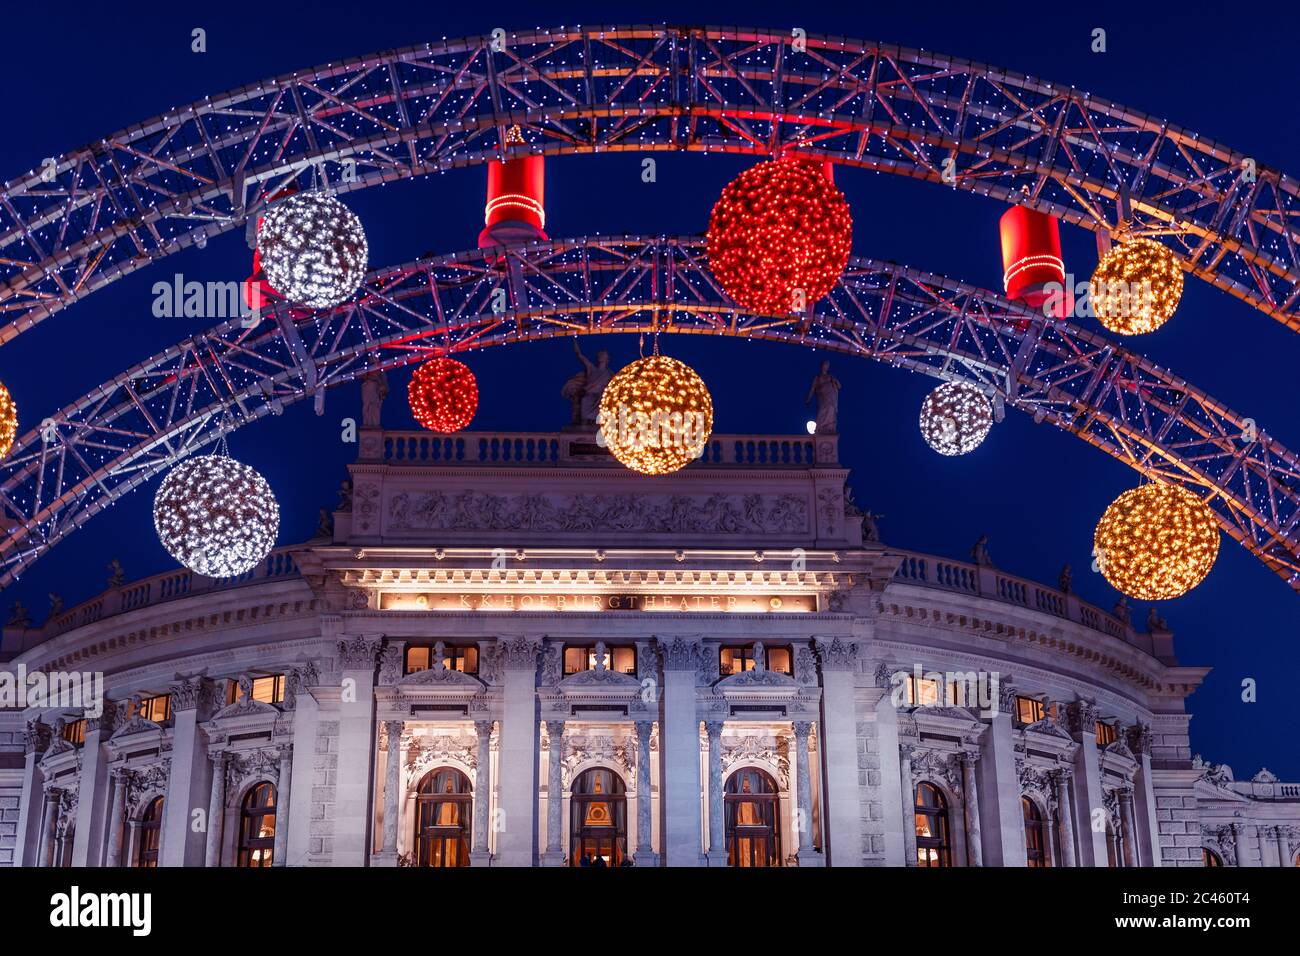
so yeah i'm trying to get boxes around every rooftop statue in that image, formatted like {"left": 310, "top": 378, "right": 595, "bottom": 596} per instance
{"left": 563, "top": 339, "right": 614, "bottom": 425}
{"left": 805, "top": 360, "right": 841, "bottom": 435}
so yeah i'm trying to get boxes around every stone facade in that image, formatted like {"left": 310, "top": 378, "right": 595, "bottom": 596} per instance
{"left": 0, "top": 425, "right": 1296, "bottom": 868}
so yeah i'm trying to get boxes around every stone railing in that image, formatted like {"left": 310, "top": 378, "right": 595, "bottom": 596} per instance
{"left": 890, "top": 550, "right": 1162, "bottom": 653}
{"left": 1229, "top": 778, "right": 1300, "bottom": 801}
{"left": 376, "top": 429, "right": 833, "bottom": 468}
{"left": 3, "top": 545, "right": 304, "bottom": 651}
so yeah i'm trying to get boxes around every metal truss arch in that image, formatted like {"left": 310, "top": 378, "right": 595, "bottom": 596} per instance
{"left": 0, "top": 236, "right": 1296, "bottom": 592}
{"left": 2, "top": 25, "right": 1299, "bottom": 343}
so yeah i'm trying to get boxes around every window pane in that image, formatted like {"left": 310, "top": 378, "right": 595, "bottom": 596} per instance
{"left": 462, "top": 646, "right": 478, "bottom": 674}
{"left": 766, "top": 648, "right": 791, "bottom": 674}
{"left": 406, "top": 647, "right": 430, "bottom": 673}
{"left": 563, "top": 647, "right": 586, "bottom": 674}
{"left": 611, "top": 647, "right": 635, "bottom": 674}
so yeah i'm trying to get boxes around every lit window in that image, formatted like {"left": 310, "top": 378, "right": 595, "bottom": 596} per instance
{"left": 1015, "top": 696, "right": 1046, "bottom": 726}
{"left": 228, "top": 675, "right": 285, "bottom": 705}
{"left": 563, "top": 645, "right": 636, "bottom": 675}
{"left": 1202, "top": 847, "right": 1222, "bottom": 867}
{"left": 1023, "top": 797, "right": 1048, "bottom": 868}
{"left": 1096, "top": 722, "right": 1117, "bottom": 747}
{"left": 63, "top": 719, "right": 86, "bottom": 746}
{"left": 405, "top": 644, "right": 478, "bottom": 675}
{"left": 905, "top": 676, "right": 940, "bottom": 707}
{"left": 137, "top": 695, "right": 171, "bottom": 723}
{"left": 914, "top": 782, "right": 951, "bottom": 867}
{"left": 136, "top": 797, "right": 163, "bottom": 868}
{"left": 719, "top": 645, "right": 793, "bottom": 676}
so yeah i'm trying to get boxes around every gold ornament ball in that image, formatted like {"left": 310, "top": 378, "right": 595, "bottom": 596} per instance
{"left": 0, "top": 382, "right": 16, "bottom": 459}
{"left": 1093, "top": 483, "right": 1219, "bottom": 601}
{"left": 598, "top": 355, "right": 714, "bottom": 475}
{"left": 1089, "top": 237, "right": 1184, "bottom": 334}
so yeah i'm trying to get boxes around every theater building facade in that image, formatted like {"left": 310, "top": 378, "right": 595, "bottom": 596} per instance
{"left": 2, "top": 420, "right": 1298, "bottom": 869}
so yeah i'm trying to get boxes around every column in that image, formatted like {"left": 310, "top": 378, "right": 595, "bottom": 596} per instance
{"left": 961, "top": 752, "right": 983, "bottom": 866}
{"left": 471, "top": 719, "right": 492, "bottom": 866}
{"left": 273, "top": 744, "right": 293, "bottom": 867}
{"left": 634, "top": 720, "right": 656, "bottom": 865}
{"left": 1255, "top": 825, "right": 1268, "bottom": 868}
{"left": 1277, "top": 827, "right": 1292, "bottom": 868}
{"left": 1120, "top": 788, "right": 1140, "bottom": 867}
{"left": 334, "top": 634, "right": 380, "bottom": 866}
{"left": 1067, "top": 701, "right": 1109, "bottom": 866}
{"left": 163, "top": 676, "right": 215, "bottom": 866}
{"left": 1054, "top": 770, "right": 1076, "bottom": 867}
{"left": 817, "top": 638, "right": 863, "bottom": 866}
{"left": 285, "top": 678, "right": 320, "bottom": 868}
{"left": 204, "top": 752, "right": 226, "bottom": 867}
{"left": 38, "top": 788, "right": 60, "bottom": 867}
{"left": 705, "top": 721, "right": 725, "bottom": 865}
{"left": 899, "top": 746, "right": 917, "bottom": 867}
{"left": 793, "top": 721, "right": 821, "bottom": 865}
{"left": 979, "top": 688, "right": 1025, "bottom": 865}
{"left": 543, "top": 721, "right": 565, "bottom": 865}
{"left": 71, "top": 707, "right": 114, "bottom": 866}
{"left": 14, "top": 722, "right": 49, "bottom": 866}
{"left": 659, "top": 638, "right": 704, "bottom": 866}
{"left": 104, "top": 770, "right": 129, "bottom": 867}
{"left": 377, "top": 722, "right": 403, "bottom": 861}
{"left": 1231, "top": 822, "right": 1247, "bottom": 867}
{"left": 496, "top": 638, "right": 541, "bottom": 866}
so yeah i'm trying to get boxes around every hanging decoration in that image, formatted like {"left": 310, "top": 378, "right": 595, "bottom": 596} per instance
{"left": 0, "top": 383, "right": 16, "bottom": 459}
{"left": 1089, "top": 236, "right": 1183, "bottom": 335}
{"left": 919, "top": 381, "right": 993, "bottom": 456}
{"left": 408, "top": 357, "right": 479, "bottom": 433}
{"left": 706, "top": 157, "right": 852, "bottom": 315}
{"left": 598, "top": 354, "right": 713, "bottom": 475}
{"left": 257, "top": 193, "right": 369, "bottom": 309}
{"left": 1093, "top": 483, "right": 1219, "bottom": 600}
{"left": 153, "top": 453, "right": 280, "bottom": 578}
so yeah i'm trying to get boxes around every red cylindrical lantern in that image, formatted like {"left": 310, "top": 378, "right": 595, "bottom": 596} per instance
{"left": 479, "top": 126, "right": 547, "bottom": 248}
{"left": 244, "top": 183, "right": 300, "bottom": 311}
{"left": 999, "top": 205, "right": 1069, "bottom": 320}
{"left": 408, "top": 357, "right": 479, "bottom": 433}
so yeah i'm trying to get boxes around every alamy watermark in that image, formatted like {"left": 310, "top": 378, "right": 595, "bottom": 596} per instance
{"left": 152, "top": 273, "right": 262, "bottom": 327}
{"left": 887, "top": 664, "right": 1001, "bottom": 718}
{"left": 0, "top": 664, "right": 104, "bottom": 718}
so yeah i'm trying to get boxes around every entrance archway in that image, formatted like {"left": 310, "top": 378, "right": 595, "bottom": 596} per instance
{"left": 414, "top": 767, "right": 472, "bottom": 867}
{"left": 569, "top": 767, "right": 627, "bottom": 867}
{"left": 725, "top": 767, "right": 782, "bottom": 867}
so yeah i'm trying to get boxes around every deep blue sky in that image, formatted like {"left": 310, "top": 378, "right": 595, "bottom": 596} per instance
{"left": 2, "top": 2, "right": 1296, "bottom": 778}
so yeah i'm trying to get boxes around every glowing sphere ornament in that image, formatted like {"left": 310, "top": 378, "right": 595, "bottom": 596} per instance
{"left": 706, "top": 158, "right": 852, "bottom": 315}
{"left": 257, "top": 193, "right": 368, "bottom": 309}
{"left": 153, "top": 455, "right": 280, "bottom": 578}
{"left": 0, "top": 382, "right": 16, "bottom": 459}
{"left": 408, "top": 357, "right": 479, "bottom": 433}
{"left": 598, "top": 355, "right": 714, "bottom": 475}
{"left": 1089, "top": 237, "right": 1183, "bottom": 335}
{"left": 919, "top": 382, "right": 993, "bottom": 456}
{"left": 1093, "top": 483, "right": 1219, "bottom": 600}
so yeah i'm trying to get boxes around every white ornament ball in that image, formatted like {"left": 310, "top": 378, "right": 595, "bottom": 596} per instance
{"left": 154, "top": 455, "right": 280, "bottom": 577}
{"left": 919, "top": 381, "right": 993, "bottom": 456}
{"left": 257, "top": 193, "right": 368, "bottom": 308}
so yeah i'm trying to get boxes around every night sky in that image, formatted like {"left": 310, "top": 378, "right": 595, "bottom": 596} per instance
{"left": 2, "top": 2, "right": 1296, "bottom": 778}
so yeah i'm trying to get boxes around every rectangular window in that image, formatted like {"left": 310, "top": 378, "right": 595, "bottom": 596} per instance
{"left": 906, "top": 676, "right": 940, "bottom": 707}
{"left": 63, "top": 719, "right": 86, "bottom": 746}
{"left": 228, "top": 675, "right": 285, "bottom": 705}
{"left": 137, "top": 694, "right": 171, "bottom": 723}
{"left": 719, "top": 645, "right": 793, "bottom": 676}
{"left": 562, "top": 645, "right": 636, "bottom": 675}
{"left": 1015, "top": 696, "right": 1046, "bottom": 726}
{"left": 1096, "top": 721, "right": 1117, "bottom": 747}
{"left": 404, "top": 644, "right": 479, "bottom": 676}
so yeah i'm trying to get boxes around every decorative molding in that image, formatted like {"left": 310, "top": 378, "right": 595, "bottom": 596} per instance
{"left": 720, "top": 733, "right": 790, "bottom": 788}
{"left": 338, "top": 635, "right": 381, "bottom": 669}
{"left": 816, "top": 637, "right": 857, "bottom": 672}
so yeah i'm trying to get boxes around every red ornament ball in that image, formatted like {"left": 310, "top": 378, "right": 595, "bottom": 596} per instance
{"left": 408, "top": 358, "right": 479, "bottom": 433}
{"left": 706, "top": 158, "right": 853, "bottom": 314}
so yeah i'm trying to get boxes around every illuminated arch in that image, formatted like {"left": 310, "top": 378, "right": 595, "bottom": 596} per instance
{"left": 0, "top": 237, "right": 1296, "bottom": 592}
{"left": 2, "top": 26, "right": 1299, "bottom": 342}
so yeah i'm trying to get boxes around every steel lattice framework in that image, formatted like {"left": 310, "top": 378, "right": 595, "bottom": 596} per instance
{"left": 0, "top": 235, "right": 1295, "bottom": 591}
{"left": 2, "top": 25, "right": 1299, "bottom": 342}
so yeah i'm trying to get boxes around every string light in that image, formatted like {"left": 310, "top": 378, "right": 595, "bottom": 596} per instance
{"left": 706, "top": 157, "right": 852, "bottom": 314}
{"left": 1089, "top": 237, "right": 1183, "bottom": 334}
{"left": 598, "top": 354, "right": 713, "bottom": 475}
{"left": 153, "top": 454, "right": 280, "bottom": 578}
{"left": 257, "top": 194, "right": 369, "bottom": 309}
{"left": 919, "top": 381, "right": 993, "bottom": 455}
{"left": 1093, "top": 482, "right": 1219, "bottom": 600}
{"left": 0, "top": 383, "right": 16, "bottom": 459}
{"left": 408, "top": 357, "right": 479, "bottom": 433}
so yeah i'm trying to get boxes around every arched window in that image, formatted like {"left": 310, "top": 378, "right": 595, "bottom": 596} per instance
{"left": 1203, "top": 847, "right": 1223, "bottom": 867}
{"left": 1023, "top": 797, "right": 1048, "bottom": 868}
{"left": 725, "top": 767, "right": 781, "bottom": 867}
{"left": 136, "top": 797, "right": 163, "bottom": 868}
{"left": 237, "top": 782, "right": 276, "bottom": 867}
{"left": 569, "top": 768, "right": 627, "bottom": 867}
{"left": 415, "top": 768, "right": 472, "bottom": 867}
{"left": 914, "top": 782, "right": 951, "bottom": 867}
